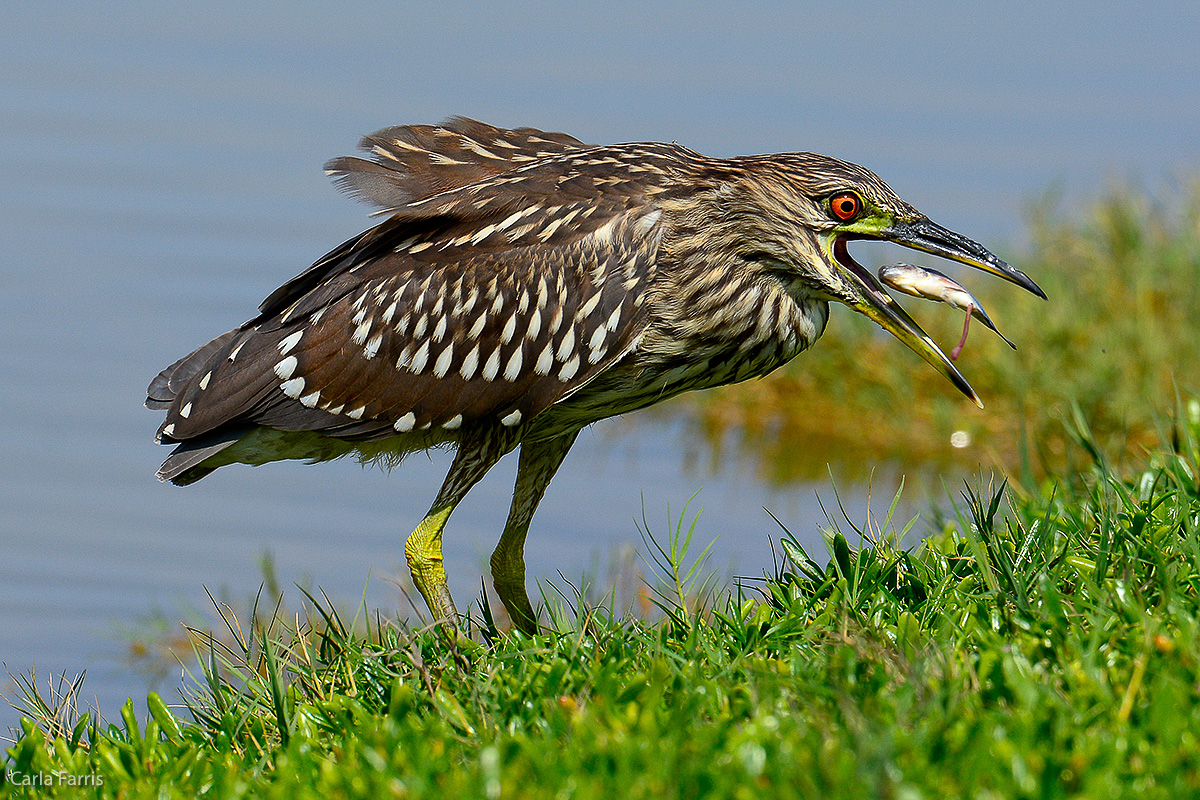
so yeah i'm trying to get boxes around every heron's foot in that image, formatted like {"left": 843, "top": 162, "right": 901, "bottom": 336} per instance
{"left": 494, "top": 578, "right": 539, "bottom": 636}
{"left": 409, "top": 568, "right": 459, "bottom": 627}
{"left": 408, "top": 575, "right": 489, "bottom": 659}
{"left": 451, "top": 633, "right": 489, "bottom": 662}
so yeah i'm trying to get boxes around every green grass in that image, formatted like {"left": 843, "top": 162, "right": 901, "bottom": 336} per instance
{"left": 675, "top": 183, "right": 1200, "bottom": 485}
{"left": 6, "top": 400, "right": 1200, "bottom": 798}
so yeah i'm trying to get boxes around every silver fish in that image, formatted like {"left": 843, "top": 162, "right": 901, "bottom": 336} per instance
{"left": 878, "top": 263, "right": 1016, "bottom": 360}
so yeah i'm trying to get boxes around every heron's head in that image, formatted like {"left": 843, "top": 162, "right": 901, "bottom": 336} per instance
{"left": 726, "top": 152, "right": 1045, "bottom": 407}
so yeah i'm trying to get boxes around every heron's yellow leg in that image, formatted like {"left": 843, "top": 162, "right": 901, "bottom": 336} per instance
{"left": 405, "top": 505, "right": 457, "bottom": 623}
{"left": 406, "top": 424, "right": 520, "bottom": 630}
{"left": 491, "top": 432, "right": 578, "bottom": 635}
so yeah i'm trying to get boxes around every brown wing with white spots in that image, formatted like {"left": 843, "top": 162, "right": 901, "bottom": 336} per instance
{"left": 153, "top": 147, "right": 671, "bottom": 448}
{"left": 255, "top": 133, "right": 676, "bottom": 324}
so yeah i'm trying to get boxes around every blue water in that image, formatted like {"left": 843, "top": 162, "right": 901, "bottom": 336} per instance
{"left": 1, "top": 1, "right": 1197, "bottom": 731}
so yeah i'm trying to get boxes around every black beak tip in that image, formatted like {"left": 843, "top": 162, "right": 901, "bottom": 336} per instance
{"left": 960, "top": 381, "right": 984, "bottom": 409}
{"left": 992, "top": 256, "right": 1046, "bottom": 300}
{"left": 1023, "top": 273, "right": 1048, "bottom": 300}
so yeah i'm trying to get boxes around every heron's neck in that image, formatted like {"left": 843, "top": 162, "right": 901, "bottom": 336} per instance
{"left": 642, "top": 255, "right": 829, "bottom": 366}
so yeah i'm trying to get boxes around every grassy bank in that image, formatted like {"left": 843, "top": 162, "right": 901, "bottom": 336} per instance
{"left": 677, "top": 184, "right": 1200, "bottom": 485}
{"left": 5, "top": 403, "right": 1200, "bottom": 798}
{"left": 7, "top": 184, "right": 1200, "bottom": 798}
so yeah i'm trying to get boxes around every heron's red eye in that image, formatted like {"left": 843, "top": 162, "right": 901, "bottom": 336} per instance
{"left": 830, "top": 192, "right": 862, "bottom": 221}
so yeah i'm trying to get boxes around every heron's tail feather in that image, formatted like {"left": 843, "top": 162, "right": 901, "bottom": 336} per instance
{"left": 147, "top": 329, "right": 241, "bottom": 409}
{"left": 156, "top": 427, "right": 250, "bottom": 485}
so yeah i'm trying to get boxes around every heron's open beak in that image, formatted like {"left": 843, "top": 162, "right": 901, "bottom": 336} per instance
{"left": 883, "top": 218, "right": 1046, "bottom": 299}
{"left": 831, "top": 218, "right": 1044, "bottom": 408}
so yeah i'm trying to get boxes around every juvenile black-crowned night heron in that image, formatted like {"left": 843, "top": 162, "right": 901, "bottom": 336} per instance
{"left": 147, "top": 118, "right": 1044, "bottom": 634}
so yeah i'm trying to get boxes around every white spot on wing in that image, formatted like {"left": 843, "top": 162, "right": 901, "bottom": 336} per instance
{"left": 346, "top": 406, "right": 365, "bottom": 420}
{"left": 501, "top": 313, "right": 518, "bottom": 344}
{"left": 409, "top": 341, "right": 430, "bottom": 373}
{"left": 394, "top": 412, "right": 416, "bottom": 432}
{"left": 504, "top": 347, "right": 523, "bottom": 381}
{"left": 556, "top": 328, "right": 575, "bottom": 361}
{"left": 180, "top": 402, "right": 192, "bottom": 418}
{"left": 469, "top": 224, "right": 497, "bottom": 245}
{"left": 483, "top": 347, "right": 501, "bottom": 381}
{"left": 556, "top": 207, "right": 582, "bottom": 230}
{"left": 280, "top": 377, "right": 306, "bottom": 399}
{"left": 396, "top": 345, "right": 412, "bottom": 371}
{"left": 199, "top": 371, "right": 211, "bottom": 390}
{"left": 577, "top": 293, "right": 602, "bottom": 321}
{"left": 460, "top": 287, "right": 478, "bottom": 317}
{"left": 590, "top": 217, "right": 619, "bottom": 244}
{"left": 364, "top": 333, "right": 383, "bottom": 360}
{"left": 274, "top": 356, "right": 298, "bottom": 380}
{"left": 352, "top": 320, "right": 372, "bottom": 346}
{"left": 468, "top": 313, "right": 487, "bottom": 339}
{"left": 500, "top": 409, "right": 522, "bottom": 426}
{"left": 443, "top": 414, "right": 463, "bottom": 430}
{"left": 495, "top": 206, "right": 537, "bottom": 231}
{"left": 433, "top": 342, "right": 454, "bottom": 378}
{"left": 558, "top": 354, "right": 581, "bottom": 381}
{"left": 299, "top": 390, "right": 321, "bottom": 408}
{"left": 536, "top": 216, "right": 567, "bottom": 242}
{"left": 459, "top": 344, "right": 479, "bottom": 380}
{"left": 278, "top": 331, "right": 303, "bottom": 355}
{"left": 534, "top": 342, "right": 554, "bottom": 375}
